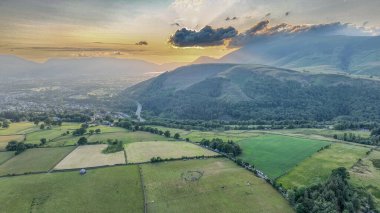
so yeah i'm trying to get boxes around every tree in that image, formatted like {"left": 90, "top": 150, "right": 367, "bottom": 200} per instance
{"left": 40, "top": 124, "right": 45, "bottom": 129}
{"left": 77, "top": 137, "right": 88, "bottom": 145}
{"left": 174, "top": 133, "right": 180, "bottom": 139}
{"left": 95, "top": 129, "right": 101, "bottom": 134}
{"left": 2, "top": 121, "right": 9, "bottom": 128}
{"left": 34, "top": 120, "right": 39, "bottom": 125}
{"left": 164, "top": 130, "right": 171, "bottom": 138}
{"left": 89, "top": 129, "right": 95, "bottom": 135}
{"left": 40, "top": 138, "right": 47, "bottom": 145}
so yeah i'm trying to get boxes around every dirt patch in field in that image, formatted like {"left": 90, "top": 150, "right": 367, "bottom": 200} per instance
{"left": 54, "top": 145, "right": 125, "bottom": 170}
{"left": 181, "top": 170, "right": 204, "bottom": 182}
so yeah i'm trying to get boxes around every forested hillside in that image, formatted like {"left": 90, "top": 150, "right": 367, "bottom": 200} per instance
{"left": 120, "top": 64, "right": 380, "bottom": 121}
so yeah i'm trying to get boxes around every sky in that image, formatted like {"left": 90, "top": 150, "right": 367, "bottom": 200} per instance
{"left": 0, "top": 0, "right": 379, "bottom": 64}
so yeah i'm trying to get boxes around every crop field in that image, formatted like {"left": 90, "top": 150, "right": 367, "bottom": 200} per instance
{"left": 237, "top": 135, "right": 331, "bottom": 179}
{"left": 0, "top": 166, "right": 144, "bottom": 213}
{"left": 275, "top": 128, "right": 372, "bottom": 138}
{"left": 350, "top": 150, "right": 380, "bottom": 209}
{"left": 0, "top": 147, "right": 75, "bottom": 176}
{"left": 0, "top": 135, "right": 24, "bottom": 150}
{"left": 141, "top": 158, "right": 293, "bottom": 213}
{"left": 0, "top": 151, "right": 15, "bottom": 165}
{"left": 88, "top": 125, "right": 128, "bottom": 133}
{"left": 125, "top": 141, "right": 218, "bottom": 163}
{"left": 54, "top": 144, "right": 125, "bottom": 170}
{"left": 277, "top": 143, "right": 370, "bottom": 189}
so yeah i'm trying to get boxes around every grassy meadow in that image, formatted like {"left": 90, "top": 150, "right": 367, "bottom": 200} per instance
{"left": 277, "top": 143, "right": 370, "bottom": 189}
{"left": 0, "top": 166, "right": 144, "bottom": 213}
{"left": 237, "top": 135, "right": 331, "bottom": 179}
{"left": 0, "top": 151, "right": 15, "bottom": 165}
{"left": 125, "top": 141, "right": 218, "bottom": 163}
{"left": 141, "top": 158, "right": 293, "bottom": 213}
{"left": 0, "top": 147, "right": 75, "bottom": 176}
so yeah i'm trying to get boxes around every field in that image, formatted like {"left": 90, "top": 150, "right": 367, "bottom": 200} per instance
{"left": 0, "top": 122, "right": 36, "bottom": 135}
{"left": 277, "top": 143, "right": 370, "bottom": 189}
{"left": 0, "top": 166, "right": 144, "bottom": 213}
{"left": 147, "top": 126, "right": 261, "bottom": 142}
{"left": 88, "top": 131, "right": 168, "bottom": 144}
{"left": 350, "top": 150, "right": 380, "bottom": 209}
{"left": 54, "top": 144, "right": 125, "bottom": 170}
{"left": 141, "top": 158, "right": 293, "bottom": 213}
{"left": 125, "top": 141, "right": 218, "bottom": 163}
{"left": 0, "top": 135, "right": 24, "bottom": 150}
{"left": 237, "top": 135, "right": 331, "bottom": 179}
{"left": 0, "top": 151, "right": 15, "bottom": 165}
{"left": 0, "top": 147, "right": 75, "bottom": 176}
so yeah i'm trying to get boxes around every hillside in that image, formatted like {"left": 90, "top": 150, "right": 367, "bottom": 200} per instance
{"left": 121, "top": 63, "right": 380, "bottom": 121}
{"left": 220, "top": 35, "right": 380, "bottom": 76}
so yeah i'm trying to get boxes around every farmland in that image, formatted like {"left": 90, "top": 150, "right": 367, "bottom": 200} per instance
{"left": 125, "top": 141, "right": 218, "bottom": 163}
{"left": 277, "top": 143, "right": 370, "bottom": 189}
{"left": 0, "top": 166, "right": 144, "bottom": 213}
{"left": 141, "top": 158, "right": 293, "bottom": 213}
{"left": 0, "top": 135, "right": 24, "bottom": 150}
{"left": 237, "top": 135, "right": 331, "bottom": 179}
{"left": 54, "top": 144, "right": 125, "bottom": 170}
{"left": 88, "top": 131, "right": 168, "bottom": 144}
{"left": 0, "top": 151, "right": 15, "bottom": 165}
{"left": 0, "top": 147, "right": 75, "bottom": 176}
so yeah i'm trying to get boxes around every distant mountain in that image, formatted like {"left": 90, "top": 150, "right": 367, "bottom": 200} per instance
{"left": 121, "top": 63, "right": 380, "bottom": 121}
{"left": 0, "top": 55, "right": 182, "bottom": 83}
{"left": 217, "top": 35, "right": 380, "bottom": 76}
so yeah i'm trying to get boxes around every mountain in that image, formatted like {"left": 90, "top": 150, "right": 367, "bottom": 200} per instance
{"left": 0, "top": 55, "right": 179, "bottom": 83}
{"left": 121, "top": 63, "right": 380, "bottom": 121}
{"left": 219, "top": 35, "right": 380, "bottom": 76}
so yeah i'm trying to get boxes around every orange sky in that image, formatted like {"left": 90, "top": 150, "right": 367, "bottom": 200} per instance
{"left": 1, "top": 0, "right": 379, "bottom": 64}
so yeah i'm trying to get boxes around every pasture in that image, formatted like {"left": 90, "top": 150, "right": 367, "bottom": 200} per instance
{"left": 54, "top": 144, "right": 125, "bottom": 170}
{"left": 0, "top": 147, "right": 75, "bottom": 176}
{"left": 0, "top": 151, "right": 15, "bottom": 165}
{"left": 141, "top": 158, "right": 293, "bottom": 213}
{"left": 277, "top": 143, "right": 370, "bottom": 189}
{"left": 0, "top": 122, "right": 36, "bottom": 135}
{"left": 0, "top": 166, "right": 144, "bottom": 213}
{"left": 237, "top": 135, "right": 331, "bottom": 179}
{"left": 350, "top": 150, "right": 380, "bottom": 210}
{"left": 125, "top": 141, "right": 218, "bottom": 163}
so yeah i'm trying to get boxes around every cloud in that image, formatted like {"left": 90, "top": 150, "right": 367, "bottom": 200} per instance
{"left": 225, "top": 16, "right": 238, "bottom": 21}
{"left": 168, "top": 25, "right": 238, "bottom": 47}
{"left": 229, "top": 21, "right": 377, "bottom": 47}
{"left": 171, "top": 22, "right": 181, "bottom": 27}
{"left": 285, "top": 11, "right": 290, "bottom": 16}
{"left": 135, "top": 41, "right": 148, "bottom": 46}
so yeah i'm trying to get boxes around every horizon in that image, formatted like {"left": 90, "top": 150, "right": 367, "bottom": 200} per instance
{"left": 1, "top": 0, "right": 380, "bottom": 64}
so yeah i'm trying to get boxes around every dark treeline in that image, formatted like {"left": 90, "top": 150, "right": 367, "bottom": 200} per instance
{"left": 199, "top": 138, "right": 242, "bottom": 157}
{"left": 0, "top": 110, "right": 92, "bottom": 123}
{"left": 287, "top": 167, "right": 377, "bottom": 213}
{"left": 6, "top": 141, "right": 38, "bottom": 155}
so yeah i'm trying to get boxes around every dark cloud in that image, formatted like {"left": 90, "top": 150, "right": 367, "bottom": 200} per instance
{"left": 171, "top": 22, "right": 181, "bottom": 27}
{"left": 285, "top": 11, "right": 290, "bottom": 16}
{"left": 225, "top": 16, "right": 238, "bottom": 21}
{"left": 13, "top": 46, "right": 146, "bottom": 53}
{"left": 363, "top": 21, "right": 369, "bottom": 27}
{"left": 264, "top": 13, "right": 271, "bottom": 18}
{"left": 169, "top": 26, "right": 238, "bottom": 47}
{"left": 135, "top": 41, "right": 148, "bottom": 46}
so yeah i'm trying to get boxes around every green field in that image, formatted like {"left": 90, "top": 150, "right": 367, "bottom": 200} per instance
{"left": 125, "top": 141, "right": 218, "bottom": 163}
{"left": 277, "top": 143, "right": 370, "bottom": 189}
{"left": 350, "top": 150, "right": 380, "bottom": 210}
{"left": 0, "top": 166, "right": 144, "bottom": 212}
{"left": 141, "top": 158, "right": 293, "bottom": 213}
{"left": 0, "top": 151, "right": 15, "bottom": 165}
{"left": 0, "top": 147, "right": 75, "bottom": 176}
{"left": 0, "top": 122, "right": 36, "bottom": 135}
{"left": 0, "top": 135, "right": 24, "bottom": 150}
{"left": 237, "top": 135, "right": 331, "bottom": 179}
{"left": 148, "top": 126, "right": 261, "bottom": 142}
{"left": 88, "top": 131, "right": 168, "bottom": 144}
